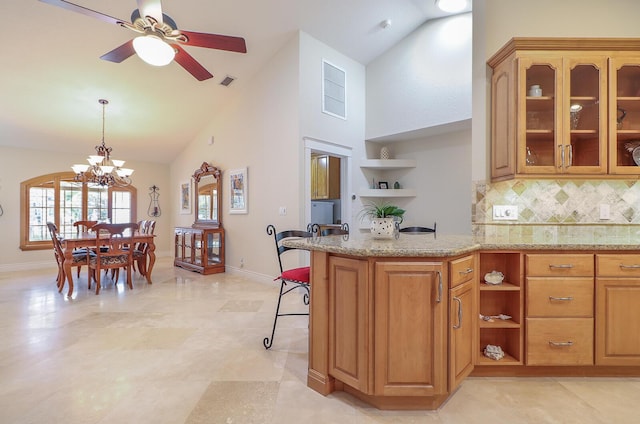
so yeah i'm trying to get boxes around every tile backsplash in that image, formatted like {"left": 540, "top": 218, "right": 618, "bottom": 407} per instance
{"left": 473, "top": 179, "right": 640, "bottom": 225}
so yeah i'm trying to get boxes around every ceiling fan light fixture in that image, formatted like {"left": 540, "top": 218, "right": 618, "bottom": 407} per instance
{"left": 133, "top": 35, "right": 175, "bottom": 66}
{"left": 436, "top": 0, "right": 467, "bottom": 13}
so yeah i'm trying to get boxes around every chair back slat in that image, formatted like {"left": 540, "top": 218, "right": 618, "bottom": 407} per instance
{"left": 266, "top": 224, "right": 312, "bottom": 274}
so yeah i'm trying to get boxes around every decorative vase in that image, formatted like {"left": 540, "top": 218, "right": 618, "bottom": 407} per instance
{"left": 370, "top": 217, "right": 397, "bottom": 239}
{"left": 380, "top": 146, "right": 390, "bottom": 160}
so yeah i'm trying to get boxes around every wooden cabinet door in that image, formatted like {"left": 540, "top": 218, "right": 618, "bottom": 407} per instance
{"left": 328, "top": 256, "right": 369, "bottom": 392}
{"left": 374, "top": 261, "right": 446, "bottom": 397}
{"left": 517, "top": 55, "right": 562, "bottom": 175}
{"left": 596, "top": 278, "right": 640, "bottom": 365}
{"left": 449, "top": 280, "right": 475, "bottom": 391}
{"left": 562, "top": 55, "right": 607, "bottom": 174}
{"left": 491, "top": 54, "right": 516, "bottom": 181}
{"left": 608, "top": 57, "right": 640, "bottom": 174}
{"left": 315, "top": 155, "right": 329, "bottom": 199}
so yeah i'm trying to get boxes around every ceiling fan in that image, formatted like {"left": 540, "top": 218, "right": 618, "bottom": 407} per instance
{"left": 39, "top": 0, "right": 247, "bottom": 81}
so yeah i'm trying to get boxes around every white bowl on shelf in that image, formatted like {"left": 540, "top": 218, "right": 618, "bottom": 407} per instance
{"left": 484, "top": 271, "right": 504, "bottom": 285}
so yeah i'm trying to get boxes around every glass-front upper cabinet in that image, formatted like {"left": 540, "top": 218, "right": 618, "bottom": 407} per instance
{"left": 564, "top": 56, "right": 607, "bottom": 174}
{"left": 519, "top": 57, "right": 561, "bottom": 174}
{"left": 519, "top": 55, "right": 606, "bottom": 174}
{"left": 609, "top": 58, "right": 640, "bottom": 174}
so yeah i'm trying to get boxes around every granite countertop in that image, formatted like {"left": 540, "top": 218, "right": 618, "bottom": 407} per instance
{"left": 283, "top": 230, "right": 640, "bottom": 257}
{"left": 283, "top": 232, "right": 480, "bottom": 257}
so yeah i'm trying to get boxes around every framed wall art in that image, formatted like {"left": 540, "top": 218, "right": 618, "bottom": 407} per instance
{"left": 229, "top": 167, "right": 248, "bottom": 214}
{"left": 179, "top": 180, "right": 191, "bottom": 214}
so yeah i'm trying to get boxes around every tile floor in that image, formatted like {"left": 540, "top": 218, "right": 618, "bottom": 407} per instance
{"left": 1, "top": 258, "right": 639, "bottom": 423}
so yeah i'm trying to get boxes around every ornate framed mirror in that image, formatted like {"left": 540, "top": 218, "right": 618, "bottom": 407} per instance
{"left": 193, "top": 162, "right": 222, "bottom": 227}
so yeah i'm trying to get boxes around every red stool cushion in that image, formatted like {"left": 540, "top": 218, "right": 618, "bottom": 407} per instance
{"left": 280, "top": 266, "right": 310, "bottom": 284}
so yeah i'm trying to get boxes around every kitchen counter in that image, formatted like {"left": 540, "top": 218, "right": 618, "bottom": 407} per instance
{"left": 284, "top": 228, "right": 640, "bottom": 255}
{"left": 291, "top": 227, "right": 640, "bottom": 410}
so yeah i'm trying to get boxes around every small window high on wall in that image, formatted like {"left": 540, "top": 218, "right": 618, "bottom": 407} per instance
{"left": 322, "top": 59, "right": 346, "bottom": 120}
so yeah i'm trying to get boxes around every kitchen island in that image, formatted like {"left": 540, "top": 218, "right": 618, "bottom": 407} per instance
{"left": 285, "top": 229, "right": 640, "bottom": 410}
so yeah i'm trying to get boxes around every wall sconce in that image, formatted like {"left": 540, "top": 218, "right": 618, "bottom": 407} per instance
{"left": 148, "top": 185, "right": 161, "bottom": 217}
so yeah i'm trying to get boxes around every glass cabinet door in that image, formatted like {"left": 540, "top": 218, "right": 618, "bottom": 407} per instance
{"left": 610, "top": 58, "right": 640, "bottom": 174}
{"left": 519, "top": 57, "right": 561, "bottom": 174}
{"left": 206, "top": 231, "right": 222, "bottom": 265}
{"left": 564, "top": 57, "right": 607, "bottom": 174}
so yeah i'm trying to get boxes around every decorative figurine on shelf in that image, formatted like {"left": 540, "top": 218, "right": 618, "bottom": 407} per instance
{"left": 394, "top": 181, "right": 400, "bottom": 189}
{"left": 380, "top": 146, "right": 390, "bottom": 160}
{"left": 148, "top": 185, "right": 161, "bottom": 217}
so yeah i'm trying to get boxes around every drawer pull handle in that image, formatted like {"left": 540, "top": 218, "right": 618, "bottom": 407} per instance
{"left": 549, "top": 296, "right": 574, "bottom": 301}
{"left": 549, "top": 264, "right": 574, "bottom": 269}
{"left": 548, "top": 341, "right": 574, "bottom": 347}
{"left": 453, "top": 296, "right": 462, "bottom": 329}
{"left": 619, "top": 264, "right": 640, "bottom": 269}
{"left": 459, "top": 267, "right": 474, "bottom": 275}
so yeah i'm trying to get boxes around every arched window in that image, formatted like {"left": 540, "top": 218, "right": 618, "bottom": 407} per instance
{"left": 20, "top": 172, "right": 137, "bottom": 251}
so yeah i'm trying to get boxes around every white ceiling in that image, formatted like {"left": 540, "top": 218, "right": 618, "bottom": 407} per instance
{"left": 0, "top": 0, "right": 471, "bottom": 164}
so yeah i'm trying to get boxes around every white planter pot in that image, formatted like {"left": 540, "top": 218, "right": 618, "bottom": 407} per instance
{"left": 370, "top": 217, "right": 397, "bottom": 239}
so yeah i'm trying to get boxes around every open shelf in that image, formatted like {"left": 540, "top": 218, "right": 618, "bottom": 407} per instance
{"left": 480, "top": 281, "right": 520, "bottom": 291}
{"left": 359, "top": 159, "right": 417, "bottom": 170}
{"left": 359, "top": 188, "right": 416, "bottom": 198}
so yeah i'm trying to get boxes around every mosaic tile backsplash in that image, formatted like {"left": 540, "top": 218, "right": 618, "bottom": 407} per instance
{"left": 473, "top": 179, "right": 640, "bottom": 225}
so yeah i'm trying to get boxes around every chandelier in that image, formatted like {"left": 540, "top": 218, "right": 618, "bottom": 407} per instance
{"left": 71, "top": 99, "right": 134, "bottom": 187}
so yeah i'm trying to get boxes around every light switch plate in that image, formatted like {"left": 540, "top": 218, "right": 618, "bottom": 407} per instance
{"left": 493, "top": 205, "right": 518, "bottom": 221}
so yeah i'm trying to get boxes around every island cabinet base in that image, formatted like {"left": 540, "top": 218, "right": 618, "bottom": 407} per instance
{"left": 307, "top": 250, "right": 476, "bottom": 410}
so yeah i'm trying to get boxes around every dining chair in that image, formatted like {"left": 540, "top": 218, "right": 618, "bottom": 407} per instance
{"left": 47, "top": 222, "right": 95, "bottom": 294}
{"left": 263, "top": 224, "right": 314, "bottom": 349}
{"left": 88, "top": 222, "right": 139, "bottom": 294}
{"left": 72, "top": 220, "right": 98, "bottom": 277}
{"left": 132, "top": 220, "right": 156, "bottom": 276}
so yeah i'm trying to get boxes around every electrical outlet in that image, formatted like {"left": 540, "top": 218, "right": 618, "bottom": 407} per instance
{"left": 278, "top": 207, "right": 287, "bottom": 216}
{"left": 492, "top": 205, "right": 518, "bottom": 221}
{"left": 599, "top": 204, "right": 610, "bottom": 220}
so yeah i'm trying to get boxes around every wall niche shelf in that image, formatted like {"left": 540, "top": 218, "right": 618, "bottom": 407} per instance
{"left": 359, "top": 188, "right": 416, "bottom": 198}
{"left": 359, "top": 158, "right": 417, "bottom": 199}
{"left": 359, "top": 159, "right": 417, "bottom": 170}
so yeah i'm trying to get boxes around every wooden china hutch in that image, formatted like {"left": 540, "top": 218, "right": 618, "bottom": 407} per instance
{"left": 174, "top": 162, "right": 225, "bottom": 274}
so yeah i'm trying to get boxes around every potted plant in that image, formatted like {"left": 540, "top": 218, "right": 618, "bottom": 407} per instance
{"left": 359, "top": 202, "right": 405, "bottom": 239}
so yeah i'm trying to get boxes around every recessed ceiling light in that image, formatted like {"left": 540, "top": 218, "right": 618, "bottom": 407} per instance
{"left": 436, "top": 0, "right": 467, "bottom": 13}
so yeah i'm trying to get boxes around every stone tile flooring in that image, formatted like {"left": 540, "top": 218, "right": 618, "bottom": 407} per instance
{"left": 1, "top": 258, "right": 638, "bottom": 423}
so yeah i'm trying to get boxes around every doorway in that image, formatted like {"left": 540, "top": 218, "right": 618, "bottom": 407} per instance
{"left": 303, "top": 137, "right": 352, "bottom": 230}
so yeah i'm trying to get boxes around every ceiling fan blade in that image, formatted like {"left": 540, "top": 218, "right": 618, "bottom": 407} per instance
{"left": 173, "top": 45, "right": 213, "bottom": 81}
{"left": 38, "top": 0, "right": 125, "bottom": 26}
{"left": 100, "top": 40, "right": 136, "bottom": 63}
{"left": 136, "top": 0, "right": 164, "bottom": 24}
{"left": 180, "top": 31, "right": 247, "bottom": 53}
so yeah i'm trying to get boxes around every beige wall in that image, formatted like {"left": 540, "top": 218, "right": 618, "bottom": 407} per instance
{"left": 0, "top": 146, "right": 171, "bottom": 271}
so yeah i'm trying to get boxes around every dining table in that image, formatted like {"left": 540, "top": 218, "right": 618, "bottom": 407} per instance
{"left": 59, "top": 231, "right": 156, "bottom": 297}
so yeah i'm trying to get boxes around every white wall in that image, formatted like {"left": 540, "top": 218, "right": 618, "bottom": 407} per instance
{"left": 170, "top": 33, "right": 301, "bottom": 279}
{"left": 473, "top": 0, "right": 640, "bottom": 182}
{"left": 0, "top": 145, "right": 171, "bottom": 271}
{"left": 366, "top": 13, "right": 472, "bottom": 139}
{"left": 298, "top": 32, "right": 366, "bottom": 228}
{"left": 363, "top": 13, "right": 473, "bottom": 234}
{"left": 387, "top": 128, "right": 472, "bottom": 234}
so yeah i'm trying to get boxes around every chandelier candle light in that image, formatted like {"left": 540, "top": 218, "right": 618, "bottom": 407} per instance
{"left": 72, "top": 99, "right": 134, "bottom": 187}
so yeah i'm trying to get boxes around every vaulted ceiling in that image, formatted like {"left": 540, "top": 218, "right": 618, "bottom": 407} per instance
{"left": 0, "top": 1, "right": 471, "bottom": 163}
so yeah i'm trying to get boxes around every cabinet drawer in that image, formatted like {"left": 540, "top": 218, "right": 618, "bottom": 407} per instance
{"left": 526, "top": 318, "right": 593, "bottom": 365}
{"left": 450, "top": 255, "right": 475, "bottom": 287}
{"left": 597, "top": 254, "right": 640, "bottom": 277}
{"left": 526, "top": 254, "right": 593, "bottom": 277}
{"left": 526, "top": 278, "right": 593, "bottom": 317}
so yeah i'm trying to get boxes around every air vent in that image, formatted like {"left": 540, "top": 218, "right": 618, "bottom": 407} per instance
{"left": 220, "top": 76, "right": 235, "bottom": 87}
{"left": 322, "top": 60, "right": 346, "bottom": 119}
